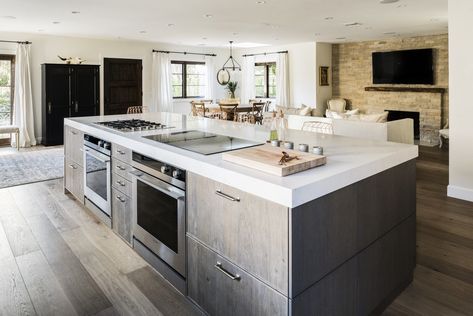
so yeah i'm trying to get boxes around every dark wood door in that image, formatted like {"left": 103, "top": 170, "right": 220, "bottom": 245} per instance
{"left": 44, "top": 65, "right": 71, "bottom": 145}
{"left": 72, "top": 66, "right": 99, "bottom": 117}
{"left": 104, "top": 58, "right": 142, "bottom": 115}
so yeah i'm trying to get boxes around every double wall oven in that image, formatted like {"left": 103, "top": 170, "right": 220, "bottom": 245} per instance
{"left": 130, "top": 152, "right": 187, "bottom": 290}
{"left": 83, "top": 135, "right": 112, "bottom": 216}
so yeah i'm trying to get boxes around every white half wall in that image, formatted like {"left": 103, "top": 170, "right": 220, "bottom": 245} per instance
{"left": 236, "top": 42, "right": 316, "bottom": 107}
{"left": 0, "top": 31, "right": 228, "bottom": 141}
{"left": 447, "top": 0, "right": 473, "bottom": 202}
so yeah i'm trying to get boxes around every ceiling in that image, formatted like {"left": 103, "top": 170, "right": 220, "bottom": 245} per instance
{"left": 0, "top": 0, "right": 448, "bottom": 47}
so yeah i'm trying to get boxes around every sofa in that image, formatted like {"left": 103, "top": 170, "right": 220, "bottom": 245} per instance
{"left": 287, "top": 115, "right": 414, "bottom": 144}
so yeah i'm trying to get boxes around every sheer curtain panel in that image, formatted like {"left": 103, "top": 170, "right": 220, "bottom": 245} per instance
{"left": 205, "top": 56, "right": 214, "bottom": 100}
{"left": 276, "top": 53, "right": 290, "bottom": 108}
{"left": 240, "top": 56, "right": 255, "bottom": 104}
{"left": 151, "top": 52, "right": 173, "bottom": 112}
{"left": 13, "top": 43, "right": 36, "bottom": 148}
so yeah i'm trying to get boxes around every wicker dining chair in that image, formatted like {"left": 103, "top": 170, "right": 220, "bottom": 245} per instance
{"left": 191, "top": 102, "right": 208, "bottom": 117}
{"left": 237, "top": 102, "right": 265, "bottom": 124}
{"left": 301, "top": 121, "right": 334, "bottom": 134}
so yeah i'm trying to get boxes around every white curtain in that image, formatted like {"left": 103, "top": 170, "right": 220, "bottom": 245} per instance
{"left": 204, "top": 56, "right": 214, "bottom": 100}
{"left": 276, "top": 53, "right": 290, "bottom": 108}
{"left": 12, "top": 43, "right": 36, "bottom": 148}
{"left": 151, "top": 52, "right": 173, "bottom": 112}
{"left": 240, "top": 56, "right": 255, "bottom": 104}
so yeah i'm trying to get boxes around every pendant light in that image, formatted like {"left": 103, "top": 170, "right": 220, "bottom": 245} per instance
{"left": 222, "top": 41, "right": 241, "bottom": 71}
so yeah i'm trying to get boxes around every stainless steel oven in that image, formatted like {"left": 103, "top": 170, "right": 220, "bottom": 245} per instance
{"left": 83, "top": 135, "right": 111, "bottom": 216}
{"left": 130, "top": 152, "right": 186, "bottom": 277}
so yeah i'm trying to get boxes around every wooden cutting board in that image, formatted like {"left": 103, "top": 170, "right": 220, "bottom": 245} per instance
{"left": 222, "top": 144, "right": 326, "bottom": 177}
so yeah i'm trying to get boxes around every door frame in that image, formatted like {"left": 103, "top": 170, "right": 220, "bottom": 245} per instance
{"left": 0, "top": 54, "right": 15, "bottom": 146}
{"left": 103, "top": 58, "right": 143, "bottom": 115}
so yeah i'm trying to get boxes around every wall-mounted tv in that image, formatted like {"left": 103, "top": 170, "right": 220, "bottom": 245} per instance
{"left": 372, "top": 48, "right": 434, "bottom": 85}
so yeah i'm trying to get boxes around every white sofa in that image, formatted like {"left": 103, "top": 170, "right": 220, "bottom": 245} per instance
{"left": 287, "top": 115, "right": 414, "bottom": 144}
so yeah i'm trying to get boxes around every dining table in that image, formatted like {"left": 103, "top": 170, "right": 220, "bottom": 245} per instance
{"left": 205, "top": 103, "right": 254, "bottom": 113}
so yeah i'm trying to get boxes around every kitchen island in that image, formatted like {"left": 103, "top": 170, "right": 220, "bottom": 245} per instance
{"left": 64, "top": 112, "right": 418, "bottom": 316}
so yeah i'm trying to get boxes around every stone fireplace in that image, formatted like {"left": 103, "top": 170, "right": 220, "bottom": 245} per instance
{"left": 386, "top": 110, "right": 420, "bottom": 140}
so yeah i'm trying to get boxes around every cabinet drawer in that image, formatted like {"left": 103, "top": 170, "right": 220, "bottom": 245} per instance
{"left": 187, "top": 172, "right": 289, "bottom": 295}
{"left": 112, "top": 173, "right": 132, "bottom": 197}
{"left": 112, "top": 159, "right": 135, "bottom": 181}
{"left": 111, "top": 188, "right": 133, "bottom": 245}
{"left": 188, "top": 237, "right": 288, "bottom": 316}
{"left": 64, "top": 126, "right": 84, "bottom": 166}
{"left": 112, "top": 143, "right": 132, "bottom": 164}
{"left": 64, "top": 158, "right": 84, "bottom": 203}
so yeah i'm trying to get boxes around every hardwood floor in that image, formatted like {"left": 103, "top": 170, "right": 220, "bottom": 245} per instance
{"left": 0, "top": 179, "right": 202, "bottom": 316}
{"left": 0, "top": 145, "right": 471, "bottom": 315}
{"left": 383, "top": 146, "right": 473, "bottom": 316}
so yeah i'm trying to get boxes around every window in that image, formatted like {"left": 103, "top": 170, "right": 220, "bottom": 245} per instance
{"left": 0, "top": 55, "right": 15, "bottom": 142}
{"left": 171, "top": 61, "right": 206, "bottom": 99}
{"left": 255, "top": 62, "right": 276, "bottom": 98}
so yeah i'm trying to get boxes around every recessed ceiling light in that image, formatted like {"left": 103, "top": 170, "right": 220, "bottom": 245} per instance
{"left": 344, "top": 22, "right": 362, "bottom": 27}
{"left": 274, "top": 38, "right": 279, "bottom": 41}
{"left": 37, "top": 29, "right": 44, "bottom": 32}
{"left": 167, "top": 23, "right": 175, "bottom": 27}
{"left": 1, "top": 16, "right": 17, "bottom": 19}
{"left": 232, "top": 32, "right": 238, "bottom": 36}
{"left": 52, "top": 21, "right": 60, "bottom": 24}
{"left": 256, "top": 1, "right": 266, "bottom": 4}
{"left": 71, "top": 11, "right": 80, "bottom": 14}
{"left": 202, "top": 37, "right": 207, "bottom": 40}
{"left": 314, "top": 33, "right": 321, "bottom": 36}
{"left": 430, "top": 18, "right": 440, "bottom": 22}
{"left": 397, "top": 4, "right": 407, "bottom": 8}
{"left": 324, "top": 17, "right": 334, "bottom": 20}
{"left": 204, "top": 14, "right": 213, "bottom": 18}
{"left": 336, "top": 37, "right": 346, "bottom": 40}
{"left": 139, "top": 30, "right": 147, "bottom": 33}
{"left": 383, "top": 32, "right": 396, "bottom": 35}
{"left": 198, "top": 43, "right": 206, "bottom": 46}
{"left": 380, "top": 0, "right": 399, "bottom": 3}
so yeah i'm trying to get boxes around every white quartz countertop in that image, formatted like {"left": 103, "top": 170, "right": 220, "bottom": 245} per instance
{"left": 65, "top": 112, "right": 418, "bottom": 208}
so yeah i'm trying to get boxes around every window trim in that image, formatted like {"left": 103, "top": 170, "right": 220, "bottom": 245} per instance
{"left": 171, "top": 60, "right": 206, "bottom": 99}
{"left": 254, "top": 62, "right": 276, "bottom": 99}
{"left": 0, "top": 55, "right": 15, "bottom": 146}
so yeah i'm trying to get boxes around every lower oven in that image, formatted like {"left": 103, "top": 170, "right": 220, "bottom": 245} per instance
{"left": 83, "top": 135, "right": 111, "bottom": 216}
{"left": 130, "top": 152, "right": 186, "bottom": 278}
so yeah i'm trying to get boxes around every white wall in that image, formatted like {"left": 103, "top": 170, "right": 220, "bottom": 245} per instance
{"left": 235, "top": 42, "right": 317, "bottom": 107}
{"left": 447, "top": 0, "right": 473, "bottom": 202}
{"left": 0, "top": 31, "right": 228, "bottom": 141}
{"left": 315, "top": 42, "right": 333, "bottom": 115}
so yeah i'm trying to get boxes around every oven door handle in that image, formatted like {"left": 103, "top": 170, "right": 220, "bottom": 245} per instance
{"left": 130, "top": 170, "right": 185, "bottom": 200}
{"left": 84, "top": 147, "right": 110, "bottom": 163}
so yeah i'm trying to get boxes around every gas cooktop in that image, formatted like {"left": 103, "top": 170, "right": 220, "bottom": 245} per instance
{"left": 143, "top": 130, "right": 264, "bottom": 155}
{"left": 95, "top": 119, "right": 173, "bottom": 132}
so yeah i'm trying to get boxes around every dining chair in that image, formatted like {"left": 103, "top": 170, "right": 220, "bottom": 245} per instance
{"left": 237, "top": 102, "right": 265, "bottom": 124}
{"left": 218, "top": 103, "right": 239, "bottom": 121}
{"left": 191, "top": 101, "right": 208, "bottom": 117}
{"left": 126, "top": 106, "right": 143, "bottom": 114}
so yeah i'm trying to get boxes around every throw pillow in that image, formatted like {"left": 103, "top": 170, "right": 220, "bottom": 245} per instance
{"left": 299, "top": 104, "right": 312, "bottom": 116}
{"left": 359, "top": 112, "right": 389, "bottom": 123}
{"left": 345, "top": 108, "right": 360, "bottom": 116}
{"left": 326, "top": 109, "right": 346, "bottom": 119}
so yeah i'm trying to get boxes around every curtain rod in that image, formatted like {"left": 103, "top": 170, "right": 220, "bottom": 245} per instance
{"left": 0, "top": 40, "right": 32, "bottom": 44}
{"left": 242, "top": 50, "right": 288, "bottom": 57}
{"left": 152, "top": 50, "right": 216, "bottom": 57}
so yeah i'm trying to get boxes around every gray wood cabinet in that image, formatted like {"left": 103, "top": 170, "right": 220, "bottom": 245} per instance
{"left": 112, "top": 143, "right": 132, "bottom": 164}
{"left": 187, "top": 172, "right": 289, "bottom": 295}
{"left": 188, "top": 236, "right": 288, "bottom": 316}
{"left": 64, "top": 158, "right": 84, "bottom": 202}
{"left": 111, "top": 187, "right": 133, "bottom": 244}
{"left": 64, "top": 126, "right": 84, "bottom": 202}
{"left": 112, "top": 159, "right": 134, "bottom": 181}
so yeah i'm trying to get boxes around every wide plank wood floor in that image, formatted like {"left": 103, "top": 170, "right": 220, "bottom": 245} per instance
{"left": 0, "top": 177, "right": 202, "bottom": 316}
{"left": 383, "top": 146, "right": 473, "bottom": 316}
{"left": 0, "top": 145, "right": 471, "bottom": 315}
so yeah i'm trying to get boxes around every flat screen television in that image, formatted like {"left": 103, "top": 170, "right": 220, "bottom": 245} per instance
{"left": 372, "top": 48, "right": 434, "bottom": 84}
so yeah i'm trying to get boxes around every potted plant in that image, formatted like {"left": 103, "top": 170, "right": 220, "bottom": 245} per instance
{"left": 226, "top": 81, "right": 238, "bottom": 99}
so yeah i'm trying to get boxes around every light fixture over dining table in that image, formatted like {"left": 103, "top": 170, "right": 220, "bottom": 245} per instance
{"left": 217, "top": 41, "right": 241, "bottom": 85}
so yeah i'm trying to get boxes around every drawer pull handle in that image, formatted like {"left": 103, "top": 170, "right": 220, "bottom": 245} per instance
{"left": 71, "top": 130, "right": 77, "bottom": 135}
{"left": 116, "top": 180, "right": 126, "bottom": 187}
{"left": 116, "top": 165, "right": 126, "bottom": 171}
{"left": 68, "top": 164, "right": 77, "bottom": 169}
{"left": 116, "top": 195, "right": 126, "bottom": 203}
{"left": 117, "top": 150, "right": 126, "bottom": 155}
{"left": 214, "top": 262, "right": 241, "bottom": 281}
{"left": 215, "top": 190, "right": 240, "bottom": 202}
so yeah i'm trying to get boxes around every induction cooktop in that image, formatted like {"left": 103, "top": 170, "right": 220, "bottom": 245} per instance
{"left": 143, "top": 130, "right": 264, "bottom": 155}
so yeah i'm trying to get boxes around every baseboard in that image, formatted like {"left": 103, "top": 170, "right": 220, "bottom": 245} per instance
{"left": 447, "top": 185, "right": 473, "bottom": 202}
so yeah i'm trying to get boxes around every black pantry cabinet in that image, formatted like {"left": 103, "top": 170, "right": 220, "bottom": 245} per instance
{"left": 41, "top": 64, "right": 100, "bottom": 146}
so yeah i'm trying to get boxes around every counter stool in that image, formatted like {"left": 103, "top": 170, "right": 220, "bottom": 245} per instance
{"left": 0, "top": 125, "right": 20, "bottom": 150}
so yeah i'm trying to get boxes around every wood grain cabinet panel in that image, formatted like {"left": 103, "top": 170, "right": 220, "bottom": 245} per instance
{"left": 187, "top": 172, "right": 289, "bottom": 295}
{"left": 64, "top": 125, "right": 84, "bottom": 166}
{"left": 111, "top": 188, "right": 133, "bottom": 245}
{"left": 64, "top": 158, "right": 84, "bottom": 203}
{"left": 111, "top": 143, "right": 132, "bottom": 164}
{"left": 112, "top": 173, "right": 132, "bottom": 197}
{"left": 112, "top": 159, "right": 135, "bottom": 182}
{"left": 187, "top": 237, "right": 288, "bottom": 316}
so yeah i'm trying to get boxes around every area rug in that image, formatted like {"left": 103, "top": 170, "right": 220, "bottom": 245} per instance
{"left": 0, "top": 148, "right": 64, "bottom": 189}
